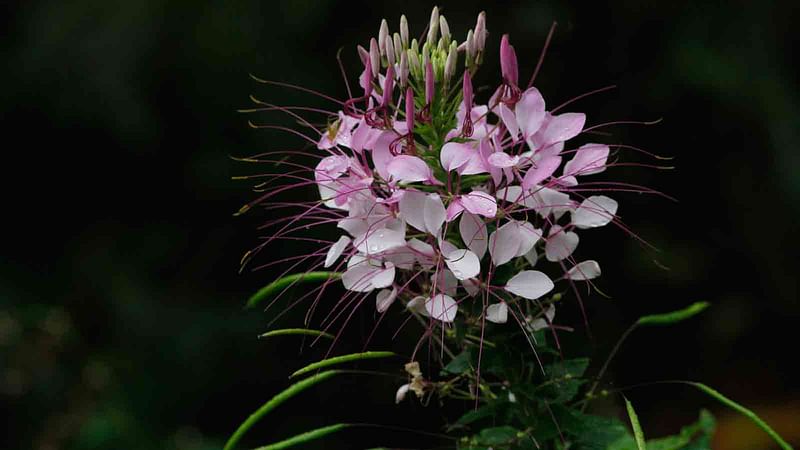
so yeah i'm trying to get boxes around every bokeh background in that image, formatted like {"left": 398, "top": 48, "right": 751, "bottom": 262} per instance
{"left": 3, "top": 1, "right": 798, "bottom": 449}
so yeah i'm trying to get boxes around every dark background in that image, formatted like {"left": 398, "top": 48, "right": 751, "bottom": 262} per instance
{"left": 2, "top": 1, "right": 798, "bottom": 449}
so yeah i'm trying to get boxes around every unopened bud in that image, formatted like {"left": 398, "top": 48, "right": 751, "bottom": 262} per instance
{"left": 369, "top": 38, "right": 380, "bottom": 79}
{"left": 393, "top": 33, "right": 403, "bottom": 61}
{"left": 439, "top": 15, "right": 451, "bottom": 45}
{"left": 405, "top": 87, "right": 414, "bottom": 132}
{"left": 444, "top": 42, "right": 457, "bottom": 82}
{"left": 399, "top": 51, "right": 409, "bottom": 87}
{"left": 400, "top": 15, "right": 409, "bottom": 48}
{"left": 437, "top": 37, "right": 446, "bottom": 52}
{"left": 407, "top": 49, "right": 420, "bottom": 78}
{"left": 427, "top": 6, "right": 439, "bottom": 47}
{"left": 500, "top": 34, "right": 518, "bottom": 86}
{"left": 378, "top": 19, "right": 389, "bottom": 57}
{"left": 474, "top": 11, "right": 487, "bottom": 51}
{"left": 357, "top": 45, "right": 370, "bottom": 66}
{"left": 463, "top": 71, "right": 473, "bottom": 112}
{"left": 385, "top": 35, "right": 396, "bottom": 66}
{"left": 382, "top": 64, "right": 395, "bottom": 107}
{"left": 465, "top": 30, "right": 475, "bottom": 65}
{"left": 421, "top": 42, "right": 431, "bottom": 73}
{"left": 425, "top": 59, "right": 435, "bottom": 104}
{"left": 410, "top": 38, "right": 419, "bottom": 54}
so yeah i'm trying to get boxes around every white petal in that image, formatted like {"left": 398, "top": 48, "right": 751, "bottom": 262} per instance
{"left": 523, "top": 247, "right": 538, "bottom": 267}
{"left": 488, "top": 221, "right": 521, "bottom": 266}
{"left": 425, "top": 294, "right": 458, "bottom": 322}
{"left": 398, "top": 190, "right": 427, "bottom": 232}
{"left": 459, "top": 212, "right": 488, "bottom": 259}
{"left": 407, "top": 238, "right": 435, "bottom": 268}
{"left": 566, "top": 260, "right": 601, "bottom": 280}
{"left": 342, "top": 264, "right": 377, "bottom": 292}
{"left": 486, "top": 302, "right": 508, "bottom": 324}
{"left": 395, "top": 383, "right": 411, "bottom": 403}
{"left": 371, "top": 262, "right": 396, "bottom": 288}
{"left": 572, "top": 196, "right": 618, "bottom": 229}
{"left": 505, "top": 270, "right": 554, "bottom": 300}
{"left": 444, "top": 249, "right": 480, "bottom": 280}
{"left": 431, "top": 269, "right": 458, "bottom": 296}
{"left": 514, "top": 221, "right": 543, "bottom": 257}
{"left": 407, "top": 296, "right": 429, "bottom": 316}
{"left": 324, "top": 236, "right": 352, "bottom": 268}
{"left": 423, "top": 194, "right": 446, "bottom": 235}
{"left": 376, "top": 286, "right": 398, "bottom": 313}
{"left": 545, "top": 227, "right": 579, "bottom": 262}
{"left": 355, "top": 228, "right": 406, "bottom": 255}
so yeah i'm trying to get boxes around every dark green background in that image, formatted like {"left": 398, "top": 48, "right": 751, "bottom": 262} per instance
{"left": 2, "top": 1, "right": 798, "bottom": 449}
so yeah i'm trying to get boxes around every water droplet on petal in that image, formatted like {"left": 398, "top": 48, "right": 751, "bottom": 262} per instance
{"left": 369, "top": 243, "right": 379, "bottom": 252}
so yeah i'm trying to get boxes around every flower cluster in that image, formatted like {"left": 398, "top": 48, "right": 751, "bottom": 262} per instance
{"left": 313, "top": 8, "right": 613, "bottom": 329}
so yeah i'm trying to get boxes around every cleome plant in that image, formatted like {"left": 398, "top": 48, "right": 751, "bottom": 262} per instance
{"left": 229, "top": 7, "right": 792, "bottom": 450}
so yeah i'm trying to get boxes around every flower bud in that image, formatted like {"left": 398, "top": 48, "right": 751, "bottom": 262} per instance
{"left": 357, "top": 45, "right": 370, "bottom": 66}
{"left": 444, "top": 41, "right": 457, "bottom": 82}
{"left": 425, "top": 59, "right": 435, "bottom": 104}
{"left": 463, "top": 71, "right": 473, "bottom": 113}
{"left": 393, "top": 33, "right": 403, "bottom": 60}
{"left": 382, "top": 64, "right": 395, "bottom": 107}
{"left": 369, "top": 38, "right": 380, "bottom": 79}
{"left": 400, "top": 15, "right": 409, "bottom": 48}
{"left": 405, "top": 87, "right": 414, "bottom": 132}
{"left": 465, "top": 29, "right": 475, "bottom": 66}
{"left": 410, "top": 38, "right": 419, "bottom": 54}
{"left": 398, "top": 50, "right": 409, "bottom": 88}
{"left": 407, "top": 49, "right": 420, "bottom": 78}
{"left": 500, "top": 34, "right": 518, "bottom": 86}
{"left": 427, "top": 6, "right": 439, "bottom": 47}
{"left": 378, "top": 19, "right": 389, "bottom": 57}
{"left": 439, "top": 15, "right": 451, "bottom": 46}
{"left": 385, "top": 35, "right": 396, "bottom": 67}
{"left": 474, "top": 11, "right": 487, "bottom": 52}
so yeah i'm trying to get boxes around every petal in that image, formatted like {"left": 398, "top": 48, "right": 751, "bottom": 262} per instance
{"left": 488, "top": 152, "right": 520, "bottom": 168}
{"left": 342, "top": 264, "right": 377, "bottom": 292}
{"left": 371, "top": 131, "right": 396, "bottom": 179}
{"left": 324, "top": 235, "right": 352, "bottom": 268}
{"left": 387, "top": 155, "right": 432, "bottom": 183}
{"left": 514, "top": 221, "right": 543, "bottom": 257}
{"left": 540, "top": 112, "right": 586, "bottom": 145}
{"left": 515, "top": 87, "right": 546, "bottom": 138}
{"left": 530, "top": 186, "right": 573, "bottom": 219}
{"left": 566, "top": 260, "right": 601, "bottom": 280}
{"left": 423, "top": 194, "right": 446, "bottom": 235}
{"left": 572, "top": 195, "right": 618, "bottom": 229}
{"left": 407, "top": 296, "right": 429, "bottom": 316}
{"left": 505, "top": 270, "right": 555, "bottom": 300}
{"left": 355, "top": 228, "right": 406, "bottom": 255}
{"left": 431, "top": 269, "right": 459, "bottom": 297}
{"left": 488, "top": 221, "right": 521, "bottom": 266}
{"left": 478, "top": 138, "right": 503, "bottom": 184}
{"left": 371, "top": 262, "right": 396, "bottom": 288}
{"left": 444, "top": 249, "right": 481, "bottom": 280}
{"left": 376, "top": 286, "right": 398, "bottom": 313}
{"left": 563, "top": 143, "right": 610, "bottom": 177}
{"left": 462, "top": 278, "right": 481, "bottom": 296}
{"left": 407, "top": 238, "right": 435, "bottom": 268}
{"left": 459, "top": 212, "right": 488, "bottom": 259}
{"left": 523, "top": 246, "right": 538, "bottom": 267}
{"left": 395, "top": 383, "right": 411, "bottom": 403}
{"left": 460, "top": 191, "right": 497, "bottom": 218}
{"left": 522, "top": 156, "right": 562, "bottom": 191}
{"left": 445, "top": 199, "right": 465, "bottom": 222}
{"left": 544, "top": 226, "right": 579, "bottom": 261}
{"left": 498, "top": 103, "right": 519, "bottom": 141}
{"left": 486, "top": 302, "right": 508, "bottom": 324}
{"left": 398, "top": 190, "right": 427, "bottom": 232}
{"left": 425, "top": 293, "right": 458, "bottom": 322}
{"left": 440, "top": 142, "right": 474, "bottom": 172}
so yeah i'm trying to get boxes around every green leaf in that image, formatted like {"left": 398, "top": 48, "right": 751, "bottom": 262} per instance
{"left": 624, "top": 397, "right": 647, "bottom": 450}
{"left": 636, "top": 302, "right": 709, "bottom": 327}
{"left": 688, "top": 382, "right": 792, "bottom": 450}
{"left": 552, "top": 405, "right": 631, "bottom": 450}
{"left": 477, "top": 426, "right": 519, "bottom": 445}
{"left": 442, "top": 350, "right": 472, "bottom": 374}
{"left": 252, "top": 423, "right": 349, "bottom": 450}
{"left": 258, "top": 328, "right": 334, "bottom": 340}
{"left": 223, "top": 370, "right": 340, "bottom": 450}
{"left": 644, "top": 410, "right": 715, "bottom": 450}
{"left": 245, "top": 272, "right": 341, "bottom": 309}
{"left": 546, "top": 358, "right": 590, "bottom": 378}
{"left": 290, "top": 351, "right": 395, "bottom": 378}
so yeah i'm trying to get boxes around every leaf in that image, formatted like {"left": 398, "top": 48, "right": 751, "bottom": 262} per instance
{"left": 245, "top": 272, "right": 341, "bottom": 309}
{"left": 538, "top": 358, "right": 590, "bottom": 403}
{"left": 636, "top": 302, "right": 709, "bottom": 327}
{"left": 477, "top": 426, "right": 519, "bottom": 445}
{"left": 552, "top": 405, "right": 631, "bottom": 450}
{"left": 259, "top": 328, "right": 334, "bottom": 340}
{"left": 644, "top": 410, "right": 715, "bottom": 450}
{"left": 624, "top": 397, "right": 647, "bottom": 450}
{"left": 252, "top": 423, "right": 349, "bottom": 450}
{"left": 546, "top": 358, "right": 590, "bottom": 378}
{"left": 688, "top": 382, "right": 792, "bottom": 450}
{"left": 442, "top": 350, "right": 472, "bottom": 375}
{"left": 290, "top": 351, "right": 395, "bottom": 378}
{"left": 223, "top": 370, "right": 340, "bottom": 450}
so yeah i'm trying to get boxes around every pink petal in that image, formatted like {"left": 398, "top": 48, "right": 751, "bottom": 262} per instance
{"left": 488, "top": 152, "right": 520, "bottom": 168}
{"left": 504, "top": 270, "right": 554, "bottom": 300}
{"left": 563, "top": 143, "right": 610, "bottom": 177}
{"left": 515, "top": 87, "right": 546, "bottom": 138}
{"left": 324, "top": 235, "right": 352, "bottom": 268}
{"left": 376, "top": 286, "right": 398, "bottom": 312}
{"left": 398, "top": 190, "right": 427, "bottom": 232}
{"left": 444, "top": 249, "right": 480, "bottom": 280}
{"left": 498, "top": 103, "right": 520, "bottom": 142}
{"left": 460, "top": 191, "right": 497, "bottom": 218}
{"left": 544, "top": 226, "right": 579, "bottom": 262}
{"left": 440, "top": 142, "right": 474, "bottom": 172}
{"left": 423, "top": 194, "right": 446, "bottom": 235}
{"left": 459, "top": 212, "right": 488, "bottom": 259}
{"left": 541, "top": 112, "right": 586, "bottom": 145}
{"left": 522, "top": 156, "right": 562, "bottom": 191}
{"left": 571, "top": 195, "right": 618, "bottom": 229}
{"left": 488, "top": 221, "right": 521, "bottom": 266}
{"left": 387, "top": 155, "right": 432, "bottom": 183}
{"left": 425, "top": 294, "right": 458, "bottom": 322}
{"left": 566, "top": 260, "right": 601, "bottom": 280}
{"left": 446, "top": 199, "right": 465, "bottom": 222}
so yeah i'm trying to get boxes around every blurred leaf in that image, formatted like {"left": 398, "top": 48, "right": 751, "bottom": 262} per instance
{"left": 623, "top": 397, "right": 646, "bottom": 450}
{"left": 290, "top": 351, "right": 395, "bottom": 378}
{"left": 636, "top": 302, "right": 709, "bottom": 327}
{"left": 477, "top": 426, "right": 519, "bottom": 445}
{"left": 443, "top": 350, "right": 472, "bottom": 375}
{"left": 245, "top": 272, "right": 341, "bottom": 309}
{"left": 224, "top": 370, "right": 340, "bottom": 450}
{"left": 252, "top": 423, "right": 349, "bottom": 450}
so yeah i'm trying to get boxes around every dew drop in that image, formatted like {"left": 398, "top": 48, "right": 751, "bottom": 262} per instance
{"left": 369, "top": 243, "right": 379, "bottom": 252}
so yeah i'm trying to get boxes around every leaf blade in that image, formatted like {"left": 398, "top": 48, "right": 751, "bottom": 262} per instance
{"left": 636, "top": 302, "right": 709, "bottom": 327}
{"left": 246, "top": 272, "right": 341, "bottom": 309}
{"left": 290, "top": 351, "right": 395, "bottom": 378}
{"left": 624, "top": 397, "right": 647, "bottom": 450}
{"left": 252, "top": 423, "right": 349, "bottom": 450}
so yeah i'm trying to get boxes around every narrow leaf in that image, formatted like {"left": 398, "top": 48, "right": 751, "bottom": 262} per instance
{"left": 624, "top": 397, "right": 647, "bottom": 450}
{"left": 223, "top": 370, "right": 340, "bottom": 450}
{"left": 259, "top": 328, "right": 334, "bottom": 340}
{"left": 636, "top": 302, "right": 709, "bottom": 326}
{"left": 252, "top": 423, "right": 349, "bottom": 450}
{"left": 246, "top": 272, "right": 341, "bottom": 309}
{"left": 688, "top": 382, "right": 792, "bottom": 450}
{"left": 290, "top": 351, "right": 395, "bottom": 378}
